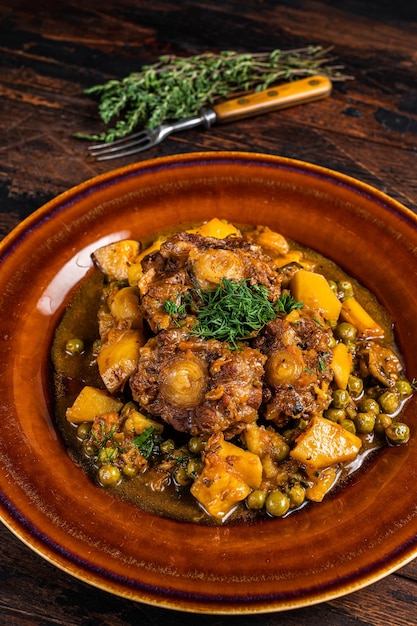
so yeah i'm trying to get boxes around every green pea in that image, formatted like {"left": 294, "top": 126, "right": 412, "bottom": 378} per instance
{"left": 345, "top": 406, "right": 357, "bottom": 421}
{"left": 395, "top": 380, "right": 413, "bottom": 398}
{"left": 378, "top": 390, "right": 400, "bottom": 415}
{"left": 324, "top": 408, "right": 345, "bottom": 423}
{"left": 328, "top": 280, "right": 338, "bottom": 294}
{"left": 273, "top": 439, "right": 290, "bottom": 461}
{"left": 345, "top": 340, "right": 357, "bottom": 354}
{"left": 188, "top": 436, "right": 207, "bottom": 454}
{"left": 358, "top": 398, "right": 380, "bottom": 415}
{"left": 76, "top": 422, "right": 91, "bottom": 440}
{"left": 332, "top": 389, "right": 351, "bottom": 409}
{"left": 266, "top": 490, "right": 290, "bottom": 517}
{"left": 160, "top": 439, "right": 175, "bottom": 455}
{"left": 296, "top": 418, "right": 309, "bottom": 432}
{"left": 347, "top": 375, "right": 363, "bottom": 397}
{"left": 247, "top": 489, "right": 267, "bottom": 510}
{"left": 341, "top": 419, "right": 356, "bottom": 434}
{"left": 289, "top": 484, "right": 305, "bottom": 508}
{"left": 328, "top": 335, "right": 337, "bottom": 349}
{"left": 65, "top": 337, "right": 84, "bottom": 355}
{"left": 98, "top": 464, "right": 121, "bottom": 486}
{"left": 374, "top": 413, "right": 392, "bottom": 434}
{"left": 174, "top": 466, "right": 192, "bottom": 486}
{"left": 187, "top": 458, "right": 204, "bottom": 479}
{"left": 334, "top": 322, "right": 357, "bottom": 343}
{"left": 386, "top": 422, "right": 410, "bottom": 445}
{"left": 122, "top": 464, "right": 138, "bottom": 478}
{"left": 355, "top": 412, "right": 375, "bottom": 434}
{"left": 83, "top": 440, "right": 97, "bottom": 456}
{"left": 338, "top": 280, "right": 354, "bottom": 300}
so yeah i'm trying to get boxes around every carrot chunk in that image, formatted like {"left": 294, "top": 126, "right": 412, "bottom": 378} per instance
{"left": 332, "top": 342, "right": 353, "bottom": 390}
{"left": 340, "top": 297, "right": 384, "bottom": 338}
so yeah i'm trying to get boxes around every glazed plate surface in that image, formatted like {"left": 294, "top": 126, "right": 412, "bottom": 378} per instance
{"left": 1, "top": 151, "right": 417, "bottom": 613}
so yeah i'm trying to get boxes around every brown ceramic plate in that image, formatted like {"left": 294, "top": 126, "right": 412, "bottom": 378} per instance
{"left": 1, "top": 151, "right": 417, "bottom": 614}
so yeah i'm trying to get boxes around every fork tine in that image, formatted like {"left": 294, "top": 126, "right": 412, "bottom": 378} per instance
{"left": 89, "top": 129, "right": 149, "bottom": 150}
{"left": 92, "top": 140, "right": 156, "bottom": 161}
{"left": 89, "top": 129, "right": 152, "bottom": 158}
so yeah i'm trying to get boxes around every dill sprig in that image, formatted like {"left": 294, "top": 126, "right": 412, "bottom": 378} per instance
{"left": 78, "top": 47, "right": 350, "bottom": 142}
{"left": 192, "top": 278, "right": 276, "bottom": 348}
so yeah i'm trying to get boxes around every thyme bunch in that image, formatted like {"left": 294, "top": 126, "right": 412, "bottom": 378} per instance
{"left": 79, "top": 47, "right": 349, "bottom": 142}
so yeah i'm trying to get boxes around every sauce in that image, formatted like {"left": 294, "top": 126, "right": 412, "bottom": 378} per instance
{"left": 50, "top": 222, "right": 411, "bottom": 525}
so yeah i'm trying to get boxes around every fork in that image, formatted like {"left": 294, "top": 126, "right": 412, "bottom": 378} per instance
{"left": 89, "top": 75, "right": 332, "bottom": 161}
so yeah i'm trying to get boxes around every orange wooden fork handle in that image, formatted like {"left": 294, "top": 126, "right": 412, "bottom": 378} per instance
{"left": 212, "top": 75, "right": 332, "bottom": 123}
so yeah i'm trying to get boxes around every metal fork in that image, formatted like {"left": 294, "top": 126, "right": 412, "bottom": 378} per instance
{"left": 89, "top": 109, "right": 217, "bottom": 161}
{"left": 89, "top": 75, "right": 332, "bottom": 161}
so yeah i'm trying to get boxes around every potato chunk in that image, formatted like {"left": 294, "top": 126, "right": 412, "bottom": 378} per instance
{"left": 97, "top": 328, "right": 145, "bottom": 393}
{"left": 66, "top": 386, "right": 123, "bottom": 423}
{"left": 290, "top": 269, "right": 342, "bottom": 322}
{"left": 92, "top": 239, "right": 140, "bottom": 281}
{"left": 305, "top": 466, "right": 338, "bottom": 502}
{"left": 123, "top": 406, "right": 164, "bottom": 435}
{"left": 187, "top": 217, "right": 241, "bottom": 239}
{"left": 191, "top": 433, "right": 262, "bottom": 520}
{"left": 290, "top": 415, "right": 362, "bottom": 469}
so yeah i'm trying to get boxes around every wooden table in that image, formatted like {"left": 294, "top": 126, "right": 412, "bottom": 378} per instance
{"left": 1, "top": 1, "right": 417, "bottom": 624}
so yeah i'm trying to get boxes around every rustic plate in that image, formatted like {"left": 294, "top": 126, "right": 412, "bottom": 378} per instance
{"left": 1, "top": 151, "right": 417, "bottom": 614}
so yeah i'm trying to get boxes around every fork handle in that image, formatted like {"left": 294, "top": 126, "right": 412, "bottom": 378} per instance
{"left": 212, "top": 75, "right": 332, "bottom": 123}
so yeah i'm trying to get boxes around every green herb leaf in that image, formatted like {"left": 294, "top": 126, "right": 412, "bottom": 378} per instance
{"left": 78, "top": 47, "right": 351, "bottom": 142}
{"left": 191, "top": 278, "right": 276, "bottom": 348}
{"left": 318, "top": 357, "right": 327, "bottom": 372}
{"left": 134, "top": 427, "right": 161, "bottom": 459}
{"left": 164, "top": 294, "right": 191, "bottom": 324}
{"left": 275, "top": 292, "right": 303, "bottom": 315}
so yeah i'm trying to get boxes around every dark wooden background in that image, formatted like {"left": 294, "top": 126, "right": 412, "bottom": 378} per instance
{"left": 1, "top": 1, "right": 417, "bottom": 624}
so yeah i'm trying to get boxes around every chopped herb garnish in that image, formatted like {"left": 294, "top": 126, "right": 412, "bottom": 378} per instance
{"left": 134, "top": 427, "right": 162, "bottom": 459}
{"left": 92, "top": 422, "right": 118, "bottom": 451}
{"left": 164, "top": 294, "right": 190, "bottom": 324}
{"left": 318, "top": 357, "right": 327, "bottom": 372}
{"left": 275, "top": 292, "right": 303, "bottom": 315}
{"left": 192, "top": 278, "right": 276, "bottom": 349}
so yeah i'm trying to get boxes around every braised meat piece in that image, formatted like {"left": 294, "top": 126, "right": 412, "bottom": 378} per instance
{"left": 356, "top": 341, "right": 402, "bottom": 387}
{"left": 137, "top": 232, "right": 282, "bottom": 332}
{"left": 252, "top": 309, "right": 334, "bottom": 427}
{"left": 130, "top": 326, "right": 267, "bottom": 438}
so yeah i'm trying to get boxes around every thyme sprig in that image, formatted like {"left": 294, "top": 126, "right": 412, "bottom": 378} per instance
{"left": 79, "top": 47, "right": 350, "bottom": 142}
